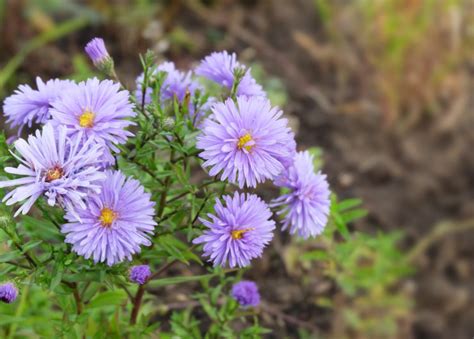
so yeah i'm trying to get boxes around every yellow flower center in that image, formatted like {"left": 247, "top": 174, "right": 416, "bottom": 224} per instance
{"left": 45, "top": 166, "right": 64, "bottom": 182}
{"left": 79, "top": 110, "right": 95, "bottom": 128}
{"left": 231, "top": 228, "right": 254, "bottom": 240}
{"left": 237, "top": 133, "right": 254, "bottom": 152}
{"left": 99, "top": 207, "right": 117, "bottom": 227}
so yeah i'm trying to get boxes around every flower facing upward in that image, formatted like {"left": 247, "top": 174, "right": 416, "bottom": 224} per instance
{"left": 193, "top": 192, "right": 275, "bottom": 268}
{"left": 3, "top": 77, "right": 74, "bottom": 134}
{"left": 195, "top": 51, "right": 265, "bottom": 98}
{"left": 129, "top": 265, "right": 151, "bottom": 285}
{"left": 0, "top": 283, "right": 18, "bottom": 304}
{"left": 84, "top": 37, "right": 112, "bottom": 67}
{"left": 61, "top": 170, "right": 156, "bottom": 266}
{"left": 231, "top": 281, "right": 260, "bottom": 307}
{"left": 272, "top": 151, "right": 331, "bottom": 239}
{"left": 49, "top": 78, "right": 135, "bottom": 151}
{"left": 0, "top": 124, "right": 105, "bottom": 217}
{"left": 197, "top": 96, "right": 295, "bottom": 188}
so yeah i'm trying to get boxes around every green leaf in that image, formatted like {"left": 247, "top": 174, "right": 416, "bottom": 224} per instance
{"left": 301, "top": 250, "right": 329, "bottom": 261}
{"left": 86, "top": 290, "right": 127, "bottom": 309}
{"left": 0, "top": 250, "right": 21, "bottom": 262}
{"left": 22, "top": 240, "right": 43, "bottom": 252}
{"left": 148, "top": 273, "right": 216, "bottom": 288}
{"left": 338, "top": 198, "right": 364, "bottom": 211}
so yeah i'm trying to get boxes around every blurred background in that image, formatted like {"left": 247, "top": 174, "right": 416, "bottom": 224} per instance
{"left": 0, "top": 0, "right": 473, "bottom": 338}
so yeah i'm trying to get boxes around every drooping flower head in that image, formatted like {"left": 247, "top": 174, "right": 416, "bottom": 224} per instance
{"left": 272, "top": 151, "right": 331, "bottom": 239}
{"left": 0, "top": 124, "right": 105, "bottom": 217}
{"left": 61, "top": 170, "right": 156, "bottom": 266}
{"left": 84, "top": 37, "right": 112, "bottom": 67}
{"left": 3, "top": 77, "right": 74, "bottom": 134}
{"left": 129, "top": 265, "right": 151, "bottom": 285}
{"left": 197, "top": 96, "right": 295, "bottom": 188}
{"left": 195, "top": 51, "right": 265, "bottom": 98}
{"left": 0, "top": 282, "right": 18, "bottom": 304}
{"left": 49, "top": 78, "right": 135, "bottom": 151}
{"left": 231, "top": 281, "right": 260, "bottom": 307}
{"left": 193, "top": 192, "right": 275, "bottom": 268}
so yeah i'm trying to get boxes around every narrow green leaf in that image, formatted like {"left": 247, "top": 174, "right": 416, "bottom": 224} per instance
{"left": 86, "top": 290, "right": 127, "bottom": 309}
{"left": 148, "top": 273, "right": 216, "bottom": 288}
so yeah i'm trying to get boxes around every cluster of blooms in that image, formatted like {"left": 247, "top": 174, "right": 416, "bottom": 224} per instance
{"left": 1, "top": 39, "right": 156, "bottom": 270}
{"left": 192, "top": 55, "right": 331, "bottom": 269}
{"left": 0, "top": 37, "right": 330, "bottom": 302}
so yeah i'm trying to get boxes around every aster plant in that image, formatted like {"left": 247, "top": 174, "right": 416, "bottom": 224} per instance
{"left": 0, "top": 38, "right": 340, "bottom": 337}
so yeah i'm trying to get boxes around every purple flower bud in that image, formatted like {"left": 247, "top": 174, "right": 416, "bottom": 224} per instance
{"left": 84, "top": 37, "right": 111, "bottom": 66}
{"left": 231, "top": 281, "right": 260, "bottom": 307}
{"left": 129, "top": 265, "right": 152, "bottom": 285}
{"left": 0, "top": 283, "right": 18, "bottom": 303}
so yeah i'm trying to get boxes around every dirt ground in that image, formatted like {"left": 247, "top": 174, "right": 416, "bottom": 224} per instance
{"left": 1, "top": 1, "right": 473, "bottom": 338}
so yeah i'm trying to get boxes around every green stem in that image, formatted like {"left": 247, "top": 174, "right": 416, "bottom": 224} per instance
{"left": 407, "top": 218, "right": 474, "bottom": 263}
{"left": 0, "top": 18, "right": 88, "bottom": 90}
{"left": 7, "top": 279, "right": 31, "bottom": 339}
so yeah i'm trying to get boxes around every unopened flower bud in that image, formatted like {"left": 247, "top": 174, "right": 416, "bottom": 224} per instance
{"left": 129, "top": 265, "right": 151, "bottom": 285}
{"left": 0, "top": 282, "right": 18, "bottom": 304}
{"left": 84, "top": 37, "right": 115, "bottom": 76}
{"left": 162, "top": 117, "right": 175, "bottom": 130}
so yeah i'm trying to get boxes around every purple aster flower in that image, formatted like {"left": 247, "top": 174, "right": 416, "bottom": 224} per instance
{"left": 197, "top": 96, "right": 295, "bottom": 188}
{"left": 84, "top": 37, "right": 111, "bottom": 67}
{"left": 195, "top": 51, "right": 265, "bottom": 98}
{"left": 135, "top": 61, "right": 200, "bottom": 106}
{"left": 129, "top": 265, "right": 151, "bottom": 285}
{"left": 231, "top": 281, "right": 260, "bottom": 307}
{"left": 0, "top": 124, "right": 105, "bottom": 217}
{"left": 49, "top": 78, "right": 135, "bottom": 151}
{"left": 61, "top": 170, "right": 157, "bottom": 266}
{"left": 193, "top": 192, "right": 275, "bottom": 268}
{"left": 272, "top": 151, "right": 331, "bottom": 239}
{"left": 0, "top": 282, "right": 18, "bottom": 304}
{"left": 3, "top": 77, "right": 74, "bottom": 134}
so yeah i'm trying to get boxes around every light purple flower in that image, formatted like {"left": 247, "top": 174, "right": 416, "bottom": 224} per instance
{"left": 195, "top": 51, "right": 265, "bottom": 98}
{"left": 129, "top": 265, "right": 151, "bottom": 285}
{"left": 84, "top": 37, "right": 111, "bottom": 66}
{"left": 61, "top": 170, "right": 156, "bottom": 266}
{"left": 197, "top": 96, "right": 295, "bottom": 188}
{"left": 136, "top": 61, "right": 212, "bottom": 125}
{"left": 0, "top": 282, "right": 18, "bottom": 303}
{"left": 135, "top": 61, "right": 200, "bottom": 106}
{"left": 193, "top": 192, "right": 275, "bottom": 268}
{"left": 0, "top": 124, "right": 105, "bottom": 217}
{"left": 49, "top": 78, "right": 135, "bottom": 152}
{"left": 231, "top": 281, "right": 260, "bottom": 307}
{"left": 272, "top": 151, "right": 331, "bottom": 239}
{"left": 3, "top": 77, "right": 74, "bottom": 134}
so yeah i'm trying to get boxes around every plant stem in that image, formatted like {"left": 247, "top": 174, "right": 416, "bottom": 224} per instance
{"left": 7, "top": 278, "right": 31, "bottom": 339}
{"left": 63, "top": 281, "right": 83, "bottom": 315}
{"left": 407, "top": 217, "right": 474, "bottom": 263}
{"left": 0, "top": 18, "right": 88, "bottom": 90}
{"left": 130, "top": 285, "right": 145, "bottom": 325}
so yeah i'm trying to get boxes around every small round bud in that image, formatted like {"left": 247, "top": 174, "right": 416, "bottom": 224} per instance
{"left": 0, "top": 282, "right": 18, "bottom": 304}
{"left": 231, "top": 281, "right": 260, "bottom": 307}
{"left": 162, "top": 117, "right": 175, "bottom": 131}
{"left": 129, "top": 265, "right": 151, "bottom": 285}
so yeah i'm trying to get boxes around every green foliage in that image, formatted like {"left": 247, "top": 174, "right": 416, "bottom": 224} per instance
{"left": 301, "top": 196, "right": 414, "bottom": 337}
{"left": 0, "top": 45, "right": 414, "bottom": 338}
